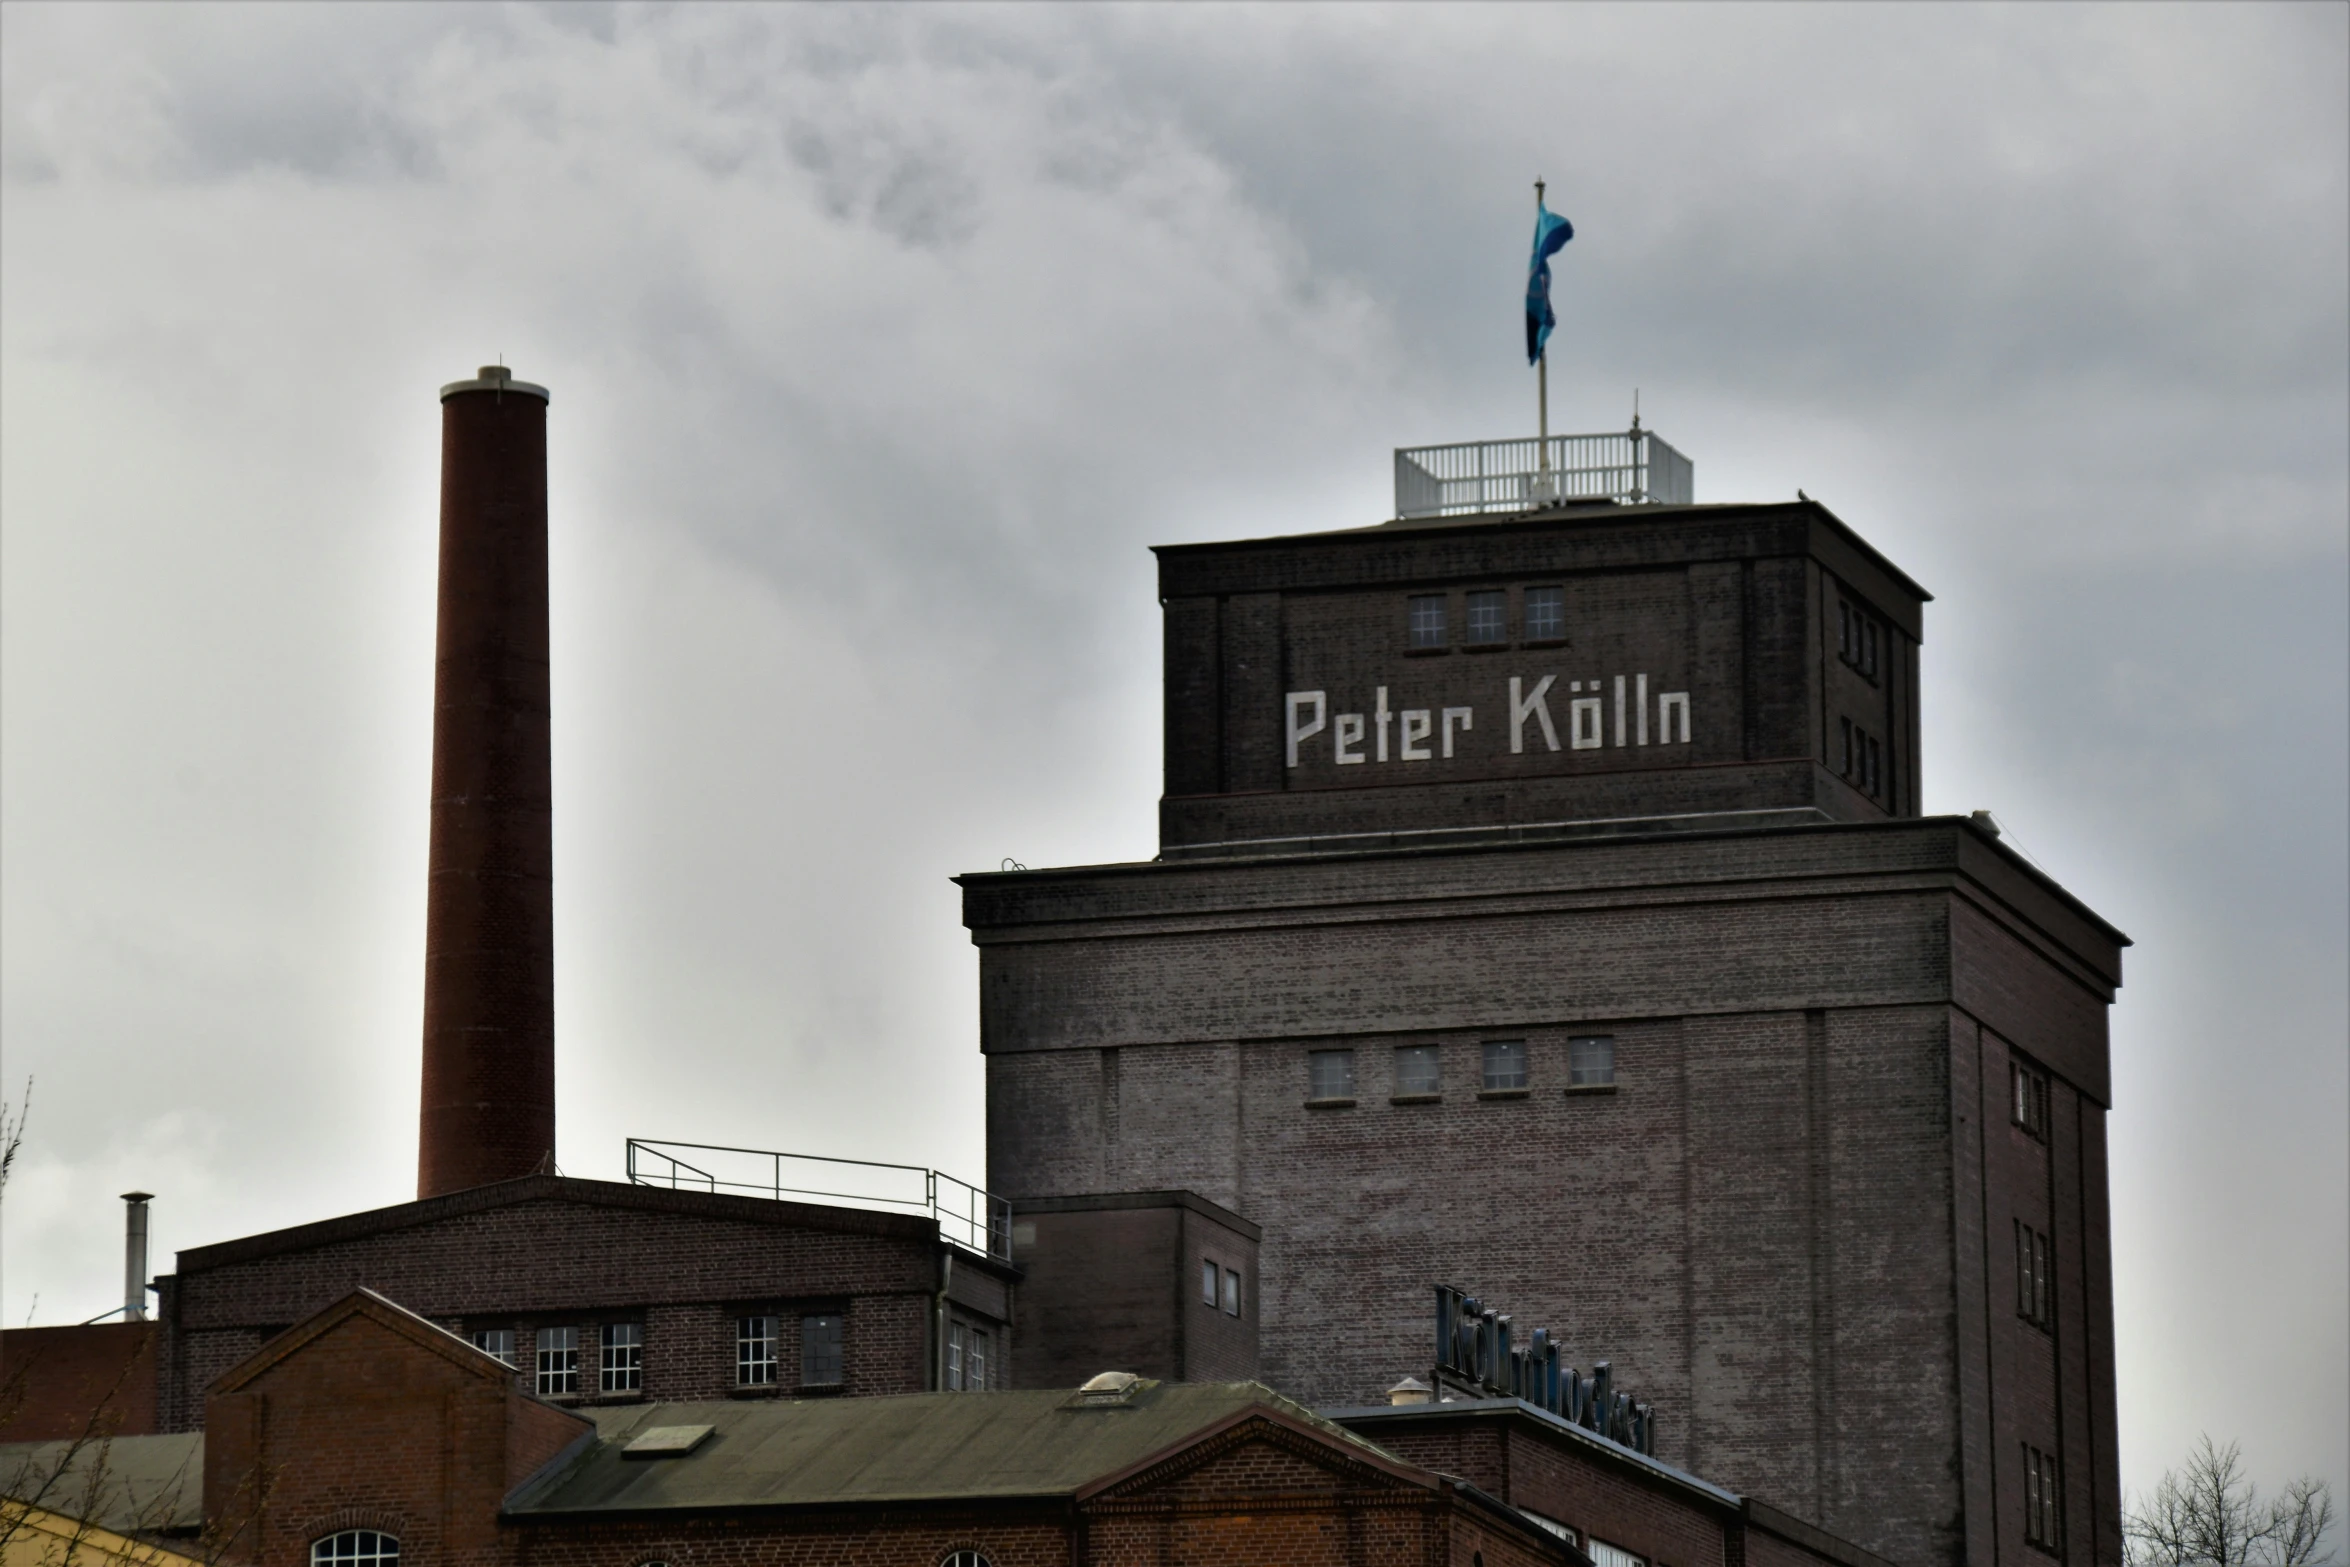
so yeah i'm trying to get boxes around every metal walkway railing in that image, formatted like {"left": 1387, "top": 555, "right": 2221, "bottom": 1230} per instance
{"left": 1395, "top": 427, "right": 1692, "bottom": 519}
{"left": 626, "top": 1138, "right": 1012, "bottom": 1262}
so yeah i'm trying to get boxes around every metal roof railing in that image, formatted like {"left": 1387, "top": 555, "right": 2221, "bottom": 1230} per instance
{"left": 626, "top": 1138, "right": 1012, "bottom": 1262}
{"left": 1395, "top": 426, "right": 1692, "bottom": 519}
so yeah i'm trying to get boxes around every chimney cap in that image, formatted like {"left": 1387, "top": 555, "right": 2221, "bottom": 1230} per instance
{"left": 121, "top": 1191, "right": 154, "bottom": 1203}
{"left": 1386, "top": 1376, "right": 1433, "bottom": 1405}
{"left": 440, "top": 365, "right": 550, "bottom": 404}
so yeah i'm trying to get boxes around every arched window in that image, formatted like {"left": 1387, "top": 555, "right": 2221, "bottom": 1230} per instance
{"left": 940, "top": 1552, "right": 993, "bottom": 1567}
{"left": 311, "top": 1532, "right": 398, "bottom": 1567}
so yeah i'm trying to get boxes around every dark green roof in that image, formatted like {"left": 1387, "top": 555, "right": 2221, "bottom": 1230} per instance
{"left": 506, "top": 1382, "right": 1398, "bottom": 1514}
{"left": 0, "top": 1432, "right": 207, "bottom": 1532}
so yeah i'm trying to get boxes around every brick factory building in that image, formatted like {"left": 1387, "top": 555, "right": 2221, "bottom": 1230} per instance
{"left": 13, "top": 1288, "right": 1885, "bottom": 1567}
{"left": 964, "top": 463, "right": 2128, "bottom": 1567}
{"left": 4, "top": 384, "right": 2127, "bottom": 1567}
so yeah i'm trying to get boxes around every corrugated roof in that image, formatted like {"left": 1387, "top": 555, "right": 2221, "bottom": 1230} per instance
{"left": 506, "top": 1382, "right": 1398, "bottom": 1514}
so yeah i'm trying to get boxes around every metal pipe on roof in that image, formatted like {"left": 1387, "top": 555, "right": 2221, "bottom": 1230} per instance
{"left": 121, "top": 1191, "right": 153, "bottom": 1322}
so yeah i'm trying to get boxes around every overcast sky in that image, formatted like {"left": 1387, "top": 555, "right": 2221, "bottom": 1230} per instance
{"left": 3, "top": 0, "right": 2343, "bottom": 1505}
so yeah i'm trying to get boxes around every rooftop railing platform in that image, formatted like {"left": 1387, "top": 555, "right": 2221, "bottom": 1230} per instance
{"left": 1395, "top": 425, "right": 1692, "bottom": 519}
{"left": 626, "top": 1138, "right": 1012, "bottom": 1262}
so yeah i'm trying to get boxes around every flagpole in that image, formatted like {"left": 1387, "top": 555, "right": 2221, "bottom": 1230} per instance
{"left": 1535, "top": 179, "right": 1550, "bottom": 480}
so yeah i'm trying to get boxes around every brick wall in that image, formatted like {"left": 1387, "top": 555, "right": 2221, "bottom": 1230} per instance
{"left": 966, "top": 818, "right": 2124, "bottom": 1567}
{"left": 157, "top": 1179, "right": 1011, "bottom": 1428}
{"left": 1151, "top": 501, "right": 1926, "bottom": 849}
{"left": 203, "top": 1298, "right": 590, "bottom": 1567}
{"left": 0, "top": 1323, "right": 157, "bottom": 1441}
{"left": 1007, "top": 1194, "right": 1259, "bottom": 1388}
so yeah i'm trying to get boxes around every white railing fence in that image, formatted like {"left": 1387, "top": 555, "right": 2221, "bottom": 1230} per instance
{"left": 1395, "top": 429, "right": 1692, "bottom": 519}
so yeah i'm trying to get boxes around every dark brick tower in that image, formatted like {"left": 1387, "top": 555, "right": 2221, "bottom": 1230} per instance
{"left": 419, "top": 366, "right": 555, "bottom": 1199}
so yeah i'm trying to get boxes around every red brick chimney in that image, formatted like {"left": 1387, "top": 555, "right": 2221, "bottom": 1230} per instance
{"left": 418, "top": 366, "right": 555, "bottom": 1199}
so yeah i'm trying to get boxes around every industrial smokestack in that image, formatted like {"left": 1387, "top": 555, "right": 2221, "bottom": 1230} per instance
{"left": 418, "top": 366, "right": 556, "bottom": 1199}
{"left": 121, "top": 1191, "right": 152, "bottom": 1322}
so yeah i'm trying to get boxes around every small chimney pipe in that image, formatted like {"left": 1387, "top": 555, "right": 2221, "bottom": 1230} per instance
{"left": 121, "top": 1191, "right": 152, "bottom": 1322}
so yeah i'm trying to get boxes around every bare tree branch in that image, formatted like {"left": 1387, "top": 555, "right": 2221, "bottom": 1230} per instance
{"left": 2128, "top": 1436, "right": 2338, "bottom": 1567}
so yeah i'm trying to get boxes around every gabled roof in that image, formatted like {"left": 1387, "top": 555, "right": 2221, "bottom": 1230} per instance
{"left": 505, "top": 1382, "right": 1400, "bottom": 1515}
{"left": 208, "top": 1288, "right": 521, "bottom": 1396}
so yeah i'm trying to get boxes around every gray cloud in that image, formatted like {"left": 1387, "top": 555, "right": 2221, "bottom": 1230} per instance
{"left": 2, "top": 0, "right": 2341, "bottom": 1502}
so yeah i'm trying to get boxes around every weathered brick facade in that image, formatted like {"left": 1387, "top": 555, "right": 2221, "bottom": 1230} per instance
{"left": 152, "top": 1176, "right": 1012, "bottom": 1431}
{"left": 964, "top": 499, "right": 2127, "bottom": 1567}
{"left": 1007, "top": 1191, "right": 1260, "bottom": 1389}
{"left": 184, "top": 1292, "right": 1607, "bottom": 1567}
{"left": 1335, "top": 1398, "right": 1898, "bottom": 1567}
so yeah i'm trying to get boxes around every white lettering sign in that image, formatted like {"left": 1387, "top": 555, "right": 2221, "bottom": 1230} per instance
{"left": 1283, "top": 677, "right": 1690, "bottom": 769}
{"left": 1286, "top": 691, "right": 1327, "bottom": 768}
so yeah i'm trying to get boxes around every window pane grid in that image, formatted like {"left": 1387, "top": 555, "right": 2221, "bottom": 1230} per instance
{"left": 802, "top": 1314, "right": 844, "bottom": 1387}
{"left": 312, "top": 1532, "right": 398, "bottom": 1567}
{"left": 737, "top": 1316, "right": 778, "bottom": 1387}
{"left": 470, "top": 1329, "right": 515, "bottom": 1368}
{"left": 1308, "top": 1049, "right": 1356, "bottom": 1100}
{"left": 1481, "top": 1040, "right": 1527, "bottom": 1091}
{"left": 600, "top": 1323, "right": 642, "bottom": 1392}
{"left": 535, "top": 1326, "right": 578, "bottom": 1396}
{"left": 1394, "top": 1044, "right": 1440, "bottom": 1096}
{"left": 1525, "top": 587, "right": 1564, "bottom": 641}
{"left": 1408, "top": 595, "right": 1447, "bottom": 649}
{"left": 1465, "top": 590, "right": 1506, "bottom": 644}
{"left": 1569, "top": 1036, "right": 1616, "bottom": 1087}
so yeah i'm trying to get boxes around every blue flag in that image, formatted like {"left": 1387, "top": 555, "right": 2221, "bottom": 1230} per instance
{"left": 1525, "top": 202, "right": 1574, "bottom": 364}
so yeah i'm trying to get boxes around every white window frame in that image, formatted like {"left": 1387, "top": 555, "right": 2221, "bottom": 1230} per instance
{"left": 737, "top": 1315, "right": 779, "bottom": 1387}
{"left": 535, "top": 1326, "right": 578, "bottom": 1396}
{"left": 311, "top": 1532, "right": 399, "bottom": 1567}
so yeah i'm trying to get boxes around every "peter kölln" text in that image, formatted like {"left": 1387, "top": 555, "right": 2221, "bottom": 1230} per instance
{"left": 1285, "top": 675, "right": 1690, "bottom": 767}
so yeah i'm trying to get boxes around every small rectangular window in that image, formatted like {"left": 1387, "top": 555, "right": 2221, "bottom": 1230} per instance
{"left": 1465, "top": 590, "right": 1506, "bottom": 645}
{"left": 1308, "top": 1049, "right": 1357, "bottom": 1102}
{"left": 1222, "top": 1268, "right": 1242, "bottom": 1318}
{"left": 946, "top": 1322, "right": 965, "bottom": 1391}
{"left": 1525, "top": 586, "right": 1565, "bottom": 642}
{"left": 1590, "top": 1542, "right": 1648, "bottom": 1567}
{"left": 1481, "top": 1040, "right": 1528, "bottom": 1092}
{"left": 535, "top": 1326, "right": 578, "bottom": 1397}
{"left": 736, "top": 1315, "right": 778, "bottom": 1386}
{"left": 1202, "top": 1258, "right": 1220, "bottom": 1306}
{"left": 968, "top": 1328, "right": 988, "bottom": 1391}
{"left": 1394, "top": 1044, "right": 1441, "bottom": 1097}
{"left": 2013, "top": 1060, "right": 2050, "bottom": 1139}
{"left": 600, "top": 1322, "right": 642, "bottom": 1393}
{"left": 801, "top": 1313, "right": 844, "bottom": 1387}
{"left": 1569, "top": 1035, "right": 1616, "bottom": 1087}
{"left": 2015, "top": 1220, "right": 2054, "bottom": 1329}
{"left": 1864, "top": 620, "right": 1880, "bottom": 679}
{"left": 1407, "top": 594, "right": 1448, "bottom": 649}
{"left": 2022, "top": 1443, "right": 2064, "bottom": 1552}
{"left": 471, "top": 1329, "right": 515, "bottom": 1368}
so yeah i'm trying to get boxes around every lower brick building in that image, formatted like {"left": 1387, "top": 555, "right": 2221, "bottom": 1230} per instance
{"left": 9, "top": 1287, "right": 1892, "bottom": 1567}
{"left": 150, "top": 1174, "right": 1016, "bottom": 1431}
